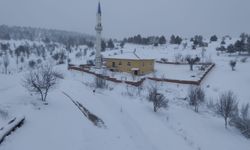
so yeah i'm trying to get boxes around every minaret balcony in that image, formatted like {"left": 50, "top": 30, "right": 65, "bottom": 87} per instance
{"left": 95, "top": 25, "right": 103, "bottom": 31}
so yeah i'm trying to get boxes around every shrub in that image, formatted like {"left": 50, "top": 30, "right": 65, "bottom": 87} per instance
{"left": 148, "top": 85, "right": 168, "bottom": 112}
{"left": 188, "top": 86, "right": 205, "bottom": 112}
{"left": 216, "top": 91, "right": 238, "bottom": 128}
{"left": 229, "top": 60, "right": 237, "bottom": 71}
{"left": 28, "top": 60, "right": 36, "bottom": 69}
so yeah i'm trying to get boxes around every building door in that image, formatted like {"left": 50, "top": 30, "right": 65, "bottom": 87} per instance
{"left": 134, "top": 70, "right": 138, "bottom": 75}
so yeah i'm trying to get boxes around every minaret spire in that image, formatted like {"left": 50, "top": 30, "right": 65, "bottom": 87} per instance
{"left": 95, "top": 1, "right": 103, "bottom": 69}
{"left": 98, "top": 1, "right": 101, "bottom": 15}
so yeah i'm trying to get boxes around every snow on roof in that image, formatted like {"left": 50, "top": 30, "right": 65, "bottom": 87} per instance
{"left": 131, "top": 68, "right": 139, "bottom": 71}
{"left": 104, "top": 52, "right": 154, "bottom": 60}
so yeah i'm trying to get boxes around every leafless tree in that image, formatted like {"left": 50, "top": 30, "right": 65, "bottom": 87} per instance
{"left": 188, "top": 86, "right": 205, "bottom": 112}
{"left": 23, "top": 64, "right": 61, "bottom": 102}
{"left": 217, "top": 91, "right": 238, "bottom": 128}
{"left": 229, "top": 60, "right": 237, "bottom": 71}
{"left": 148, "top": 85, "right": 168, "bottom": 112}
{"left": 186, "top": 56, "right": 200, "bottom": 71}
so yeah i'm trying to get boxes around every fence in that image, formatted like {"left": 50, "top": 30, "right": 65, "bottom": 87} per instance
{"left": 148, "top": 63, "right": 215, "bottom": 85}
{"left": 68, "top": 63, "right": 215, "bottom": 86}
{"left": 68, "top": 65, "right": 146, "bottom": 86}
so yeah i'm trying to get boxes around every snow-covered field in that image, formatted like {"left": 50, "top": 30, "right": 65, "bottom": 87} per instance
{"left": 0, "top": 38, "right": 250, "bottom": 150}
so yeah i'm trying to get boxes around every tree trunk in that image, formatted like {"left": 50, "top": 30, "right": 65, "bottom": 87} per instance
{"left": 225, "top": 117, "right": 228, "bottom": 129}
{"left": 44, "top": 89, "right": 48, "bottom": 102}
{"left": 190, "top": 64, "right": 193, "bottom": 71}
{"left": 40, "top": 91, "right": 44, "bottom": 102}
{"left": 5, "top": 66, "right": 7, "bottom": 74}
{"left": 195, "top": 105, "right": 198, "bottom": 112}
{"left": 154, "top": 105, "right": 157, "bottom": 112}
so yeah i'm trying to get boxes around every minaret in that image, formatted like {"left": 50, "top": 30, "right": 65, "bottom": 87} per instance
{"left": 95, "top": 2, "right": 103, "bottom": 69}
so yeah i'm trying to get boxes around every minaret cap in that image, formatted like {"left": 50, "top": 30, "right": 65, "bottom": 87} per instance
{"left": 98, "top": 2, "right": 101, "bottom": 15}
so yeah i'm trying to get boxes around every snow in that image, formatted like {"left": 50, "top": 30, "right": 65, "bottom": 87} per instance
{"left": 0, "top": 38, "right": 250, "bottom": 150}
{"left": 154, "top": 63, "right": 206, "bottom": 81}
{"left": 104, "top": 51, "right": 154, "bottom": 60}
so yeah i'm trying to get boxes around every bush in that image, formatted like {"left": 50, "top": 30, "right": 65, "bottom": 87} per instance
{"left": 240, "top": 57, "right": 248, "bottom": 63}
{"left": 95, "top": 76, "right": 107, "bottom": 89}
{"left": 174, "top": 53, "right": 183, "bottom": 63}
{"left": 188, "top": 86, "right": 205, "bottom": 112}
{"left": 229, "top": 60, "right": 237, "bottom": 71}
{"left": 28, "top": 60, "right": 36, "bottom": 69}
{"left": 230, "top": 103, "right": 250, "bottom": 138}
{"left": 148, "top": 86, "right": 168, "bottom": 112}
{"left": 186, "top": 56, "right": 200, "bottom": 71}
{"left": 210, "top": 35, "right": 218, "bottom": 42}
{"left": 37, "top": 59, "right": 42, "bottom": 64}
{"left": 216, "top": 91, "right": 238, "bottom": 128}
{"left": 75, "top": 52, "right": 82, "bottom": 58}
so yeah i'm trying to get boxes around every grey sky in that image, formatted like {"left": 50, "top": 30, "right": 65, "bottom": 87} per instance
{"left": 0, "top": 0, "right": 249, "bottom": 39}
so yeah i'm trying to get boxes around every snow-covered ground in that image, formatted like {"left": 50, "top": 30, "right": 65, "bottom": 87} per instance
{"left": 0, "top": 38, "right": 250, "bottom": 150}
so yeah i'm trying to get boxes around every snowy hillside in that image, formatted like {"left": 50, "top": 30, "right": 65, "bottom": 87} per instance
{"left": 0, "top": 37, "right": 250, "bottom": 150}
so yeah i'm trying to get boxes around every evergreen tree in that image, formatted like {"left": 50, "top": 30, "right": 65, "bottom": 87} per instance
{"left": 175, "top": 36, "right": 183, "bottom": 45}
{"left": 101, "top": 40, "right": 106, "bottom": 51}
{"left": 170, "top": 35, "right": 176, "bottom": 44}
{"left": 87, "top": 41, "right": 94, "bottom": 49}
{"left": 107, "top": 39, "right": 115, "bottom": 49}
{"left": 120, "top": 41, "right": 125, "bottom": 48}
{"left": 210, "top": 35, "right": 218, "bottom": 42}
{"left": 159, "top": 36, "right": 166, "bottom": 45}
{"left": 234, "top": 40, "right": 244, "bottom": 55}
{"left": 227, "top": 44, "right": 235, "bottom": 55}
{"left": 247, "top": 37, "right": 250, "bottom": 54}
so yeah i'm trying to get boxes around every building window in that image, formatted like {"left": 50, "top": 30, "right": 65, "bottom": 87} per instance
{"left": 127, "top": 62, "right": 131, "bottom": 66}
{"left": 142, "top": 62, "right": 145, "bottom": 67}
{"left": 112, "top": 62, "right": 116, "bottom": 67}
{"left": 119, "top": 61, "right": 122, "bottom": 65}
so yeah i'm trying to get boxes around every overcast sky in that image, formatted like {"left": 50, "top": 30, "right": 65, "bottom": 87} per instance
{"left": 0, "top": 0, "right": 249, "bottom": 39}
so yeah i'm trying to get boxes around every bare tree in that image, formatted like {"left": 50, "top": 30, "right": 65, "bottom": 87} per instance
{"left": 186, "top": 56, "right": 200, "bottom": 71}
{"left": 188, "top": 86, "right": 205, "bottom": 112}
{"left": 148, "top": 85, "right": 168, "bottom": 112}
{"left": 229, "top": 60, "right": 237, "bottom": 71}
{"left": 217, "top": 91, "right": 238, "bottom": 128}
{"left": 23, "top": 65, "right": 61, "bottom": 102}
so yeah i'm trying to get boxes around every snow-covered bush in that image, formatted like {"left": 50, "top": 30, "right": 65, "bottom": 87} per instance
{"left": 188, "top": 86, "right": 205, "bottom": 112}
{"left": 174, "top": 53, "right": 183, "bottom": 63}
